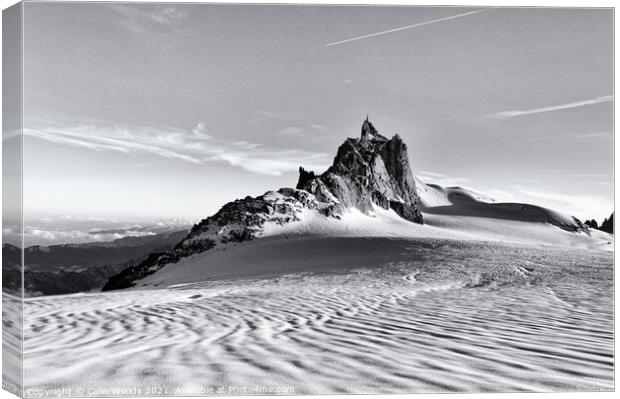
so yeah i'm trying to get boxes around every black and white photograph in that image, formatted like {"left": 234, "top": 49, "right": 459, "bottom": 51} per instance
{"left": 1, "top": 1, "right": 615, "bottom": 397}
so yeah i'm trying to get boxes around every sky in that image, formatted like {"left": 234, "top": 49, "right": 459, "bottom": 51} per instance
{"left": 20, "top": 3, "right": 613, "bottom": 224}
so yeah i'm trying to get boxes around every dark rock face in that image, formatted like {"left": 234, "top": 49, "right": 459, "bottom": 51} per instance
{"left": 103, "top": 188, "right": 327, "bottom": 290}
{"left": 103, "top": 118, "right": 424, "bottom": 291}
{"left": 585, "top": 219, "right": 599, "bottom": 229}
{"left": 297, "top": 118, "right": 423, "bottom": 224}
{"left": 600, "top": 213, "right": 614, "bottom": 234}
{"left": 566, "top": 217, "right": 590, "bottom": 235}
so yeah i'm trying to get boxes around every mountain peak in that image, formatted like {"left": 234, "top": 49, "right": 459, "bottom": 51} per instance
{"left": 360, "top": 116, "right": 387, "bottom": 142}
{"left": 298, "top": 119, "right": 423, "bottom": 224}
{"left": 104, "top": 118, "right": 423, "bottom": 290}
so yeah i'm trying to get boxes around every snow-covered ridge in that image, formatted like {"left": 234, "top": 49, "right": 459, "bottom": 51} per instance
{"left": 102, "top": 188, "right": 328, "bottom": 290}
{"left": 415, "top": 177, "right": 590, "bottom": 234}
{"left": 102, "top": 119, "right": 609, "bottom": 291}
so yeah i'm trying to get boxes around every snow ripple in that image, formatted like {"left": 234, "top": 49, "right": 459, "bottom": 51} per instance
{"left": 22, "top": 242, "right": 613, "bottom": 394}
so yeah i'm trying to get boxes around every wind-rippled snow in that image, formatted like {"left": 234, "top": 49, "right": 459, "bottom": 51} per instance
{"left": 20, "top": 239, "right": 613, "bottom": 395}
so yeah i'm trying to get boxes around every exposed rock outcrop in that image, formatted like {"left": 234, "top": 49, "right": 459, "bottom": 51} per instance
{"left": 584, "top": 219, "right": 599, "bottom": 229}
{"left": 103, "top": 188, "right": 325, "bottom": 290}
{"left": 600, "top": 213, "right": 614, "bottom": 234}
{"left": 296, "top": 118, "right": 423, "bottom": 224}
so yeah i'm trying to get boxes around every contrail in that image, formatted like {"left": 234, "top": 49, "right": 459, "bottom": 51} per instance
{"left": 488, "top": 95, "right": 614, "bottom": 119}
{"left": 325, "top": 9, "right": 486, "bottom": 47}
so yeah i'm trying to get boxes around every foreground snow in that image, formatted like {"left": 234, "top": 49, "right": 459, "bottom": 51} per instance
{"left": 21, "top": 238, "right": 613, "bottom": 394}
{"left": 17, "top": 184, "right": 614, "bottom": 394}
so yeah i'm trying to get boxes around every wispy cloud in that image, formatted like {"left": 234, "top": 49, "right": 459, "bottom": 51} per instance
{"left": 418, "top": 170, "right": 447, "bottom": 178}
{"left": 514, "top": 178, "right": 540, "bottom": 184}
{"left": 109, "top": 4, "right": 189, "bottom": 34}
{"left": 537, "top": 169, "right": 567, "bottom": 173}
{"left": 278, "top": 126, "right": 304, "bottom": 136}
{"left": 488, "top": 95, "right": 613, "bottom": 119}
{"left": 1, "top": 128, "right": 21, "bottom": 142}
{"left": 248, "top": 110, "right": 304, "bottom": 126}
{"left": 254, "top": 110, "right": 290, "bottom": 121}
{"left": 525, "top": 131, "right": 612, "bottom": 144}
{"left": 575, "top": 132, "right": 613, "bottom": 140}
{"left": 570, "top": 173, "right": 611, "bottom": 178}
{"left": 24, "top": 122, "right": 329, "bottom": 176}
{"left": 325, "top": 9, "right": 486, "bottom": 47}
{"left": 525, "top": 136, "right": 561, "bottom": 143}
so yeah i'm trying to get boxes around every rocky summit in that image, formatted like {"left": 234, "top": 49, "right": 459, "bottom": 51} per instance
{"left": 103, "top": 118, "right": 424, "bottom": 290}
{"left": 297, "top": 117, "right": 423, "bottom": 224}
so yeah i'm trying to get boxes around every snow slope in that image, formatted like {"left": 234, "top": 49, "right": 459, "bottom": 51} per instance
{"left": 110, "top": 180, "right": 612, "bottom": 290}
{"left": 23, "top": 240, "right": 613, "bottom": 393}
{"left": 260, "top": 204, "right": 611, "bottom": 249}
{"left": 20, "top": 177, "right": 614, "bottom": 395}
{"left": 415, "top": 177, "right": 495, "bottom": 207}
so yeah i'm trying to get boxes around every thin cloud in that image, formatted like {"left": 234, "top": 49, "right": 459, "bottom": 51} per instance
{"left": 109, "top": 4, "right": 189, "bottom": 34}
{"left": 191, "top": 121, "right": 212, "bottom": 139}
{"left": 570, "top": 173, "right": 611, "bottom": 178}
{"left": 418, "top": 170, "right": 446, "bottom": 178}
{"left": 325, "top": 9, "right": 486, "bottom": 47}
{"left": 488, "top": 95, "right": 613, "bottom": 119}
{"left": 526, "top": 136, "right": 562, "bottom": 143}
{"left": 575, "top": 132, "right": 612, "bottom": 139}
{"left": 248, "top": 110, "right": 303, "bottom": 126}
{"left": 278, "top": 126, "right": 304, "bottom": 136}
{"left": 1, "top": 128, "right": 21, "bottom": 142}
{"left": 24, "top": 122, "right": 330, "bottom": 176}
{"left": 254, "top": 110, "right": 290, "bottom": 121}
{"left": 537, "top": 169, "right": 567, "bottom": 173}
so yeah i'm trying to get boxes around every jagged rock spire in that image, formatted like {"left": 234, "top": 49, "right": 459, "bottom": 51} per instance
{"left": 361, "top": 116, "right": 388, "bottom": 144}
{"left": 361, "top": 116, "right": 378, "bottom": 140}
{"left": 298, "top": 117, "right": 423, "bottom": 224}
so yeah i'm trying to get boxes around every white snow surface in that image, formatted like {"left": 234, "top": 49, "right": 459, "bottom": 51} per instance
{"left": 19, "top": 182, "right": 614, "bottom": 394}
{"left": 259, "top": 205, "right": 612, "bottom": 251}
{"left": 22, "top": 240, "right": 613, "bottom": 393}
{"left": 415, "top": 177, "right": 497, "bottom": 207}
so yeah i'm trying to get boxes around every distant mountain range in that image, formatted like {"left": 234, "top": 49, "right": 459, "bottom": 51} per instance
{"left": 2, "top": 229, "right": 188, "bottom": 296}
